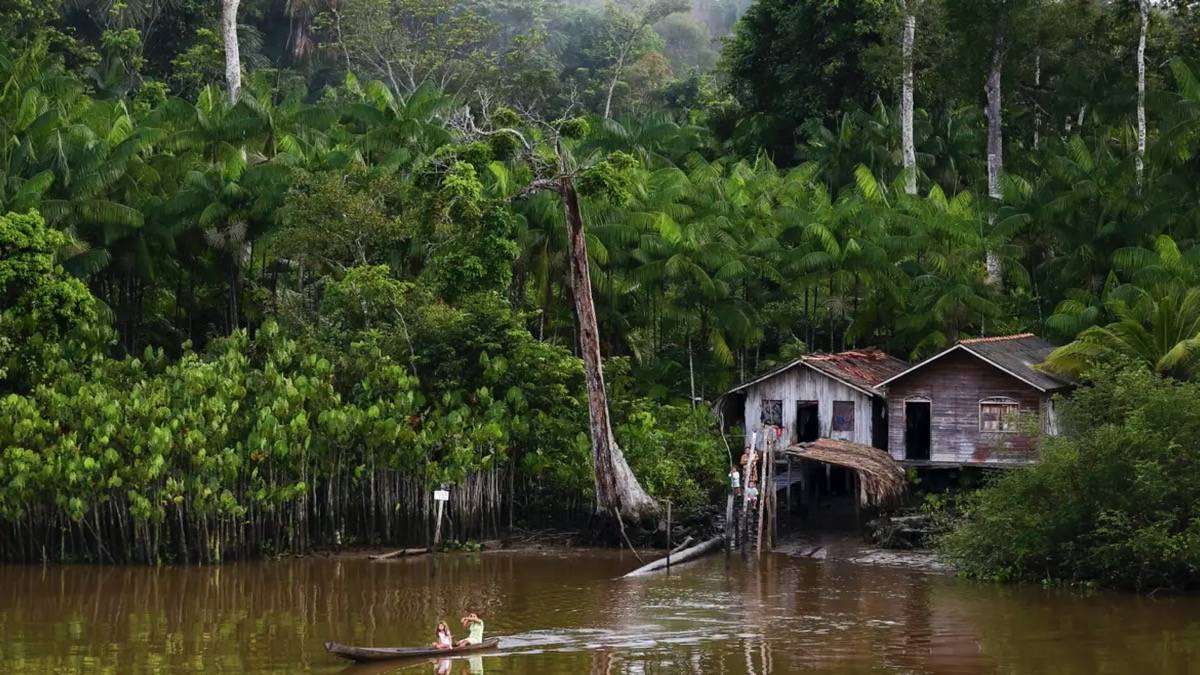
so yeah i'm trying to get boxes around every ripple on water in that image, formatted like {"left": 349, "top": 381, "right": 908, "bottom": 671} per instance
{"left": 1, "top": 550, "right": 1199, "bottom": 674}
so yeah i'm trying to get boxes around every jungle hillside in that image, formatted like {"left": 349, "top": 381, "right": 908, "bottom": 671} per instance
{"left": 2, "top": 0, "right": 1200, "bottom": 586}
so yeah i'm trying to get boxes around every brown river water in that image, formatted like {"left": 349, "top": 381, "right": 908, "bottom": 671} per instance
{"left": 1, "top": 549, "right": 1198, "bottom": 674}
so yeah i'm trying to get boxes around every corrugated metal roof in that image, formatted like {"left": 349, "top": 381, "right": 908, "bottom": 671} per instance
{"left": 720, "top": 348, "right": 910, "bottom": 398}
{"left": 874, "top": 334, "right": 1075, "bottom": 392}
{"left": 962, "top": 335, "right": 1075, "bottom": 391}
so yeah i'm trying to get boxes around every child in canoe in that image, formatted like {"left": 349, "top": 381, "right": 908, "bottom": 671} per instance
{"left": 456, "top": 612, "right": 484, "bottom": 647}
{"left": 431, "top": 621, "right": 453, "bottom": 650}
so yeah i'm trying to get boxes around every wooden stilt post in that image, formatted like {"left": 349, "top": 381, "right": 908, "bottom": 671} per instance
{"left": 756, "top": 446, "right": 769, "bottom": 555}
{"left": 770, "top": 454, "right": 778, "bottom": 549}
{"left": 725, "top": 493, "right": 734, "bottom": 554}
{"left": 666, "top": 500, "right": 672, "bottom": 572}
{"left": 740, "top": 432, "right": 756, "bottom": 554}
{"left": 854, "top": 473, "right": 863, "bottom": 530}
{"left": 785, "top": 456, "right": 792, "bottom": 516}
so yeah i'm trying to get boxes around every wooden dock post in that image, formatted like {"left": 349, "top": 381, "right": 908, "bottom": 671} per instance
{"left": 755, "top": 446, "right": 769, "bottom": 555}
{"left": 665, "top": 500, "right": 672, "bottom": 572}
{"left": 739, "top": 432, "right": 756, "bottom": 553}
{"left": 725, "top": 493, "right": 734, "bottom": 553}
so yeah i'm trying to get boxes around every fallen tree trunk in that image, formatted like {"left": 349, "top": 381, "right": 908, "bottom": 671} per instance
{"left": 670, "top": 536, "right": 694, "bottom": 555}
{"left": 621, "top": 535, "right": 724, "bottom": 578}
{"left": 369, "top": 547, "right": 430, "bottom": 561}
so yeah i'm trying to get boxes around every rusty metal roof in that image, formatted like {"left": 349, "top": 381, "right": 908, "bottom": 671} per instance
{"left": 875, "top": 334, "right": 1075, "bottom": 392}
{"left": 803, "top": 349, "right": 912, "bottom": 393}
{"left": 720, "top": 348, "right": 909, "bottom": 398}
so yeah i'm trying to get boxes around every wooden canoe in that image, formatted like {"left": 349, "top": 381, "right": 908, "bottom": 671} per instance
{"left": 325, "top": 638, "right": 500, "bottom": 663}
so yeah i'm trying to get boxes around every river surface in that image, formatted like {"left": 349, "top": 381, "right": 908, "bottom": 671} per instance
{"left": 1, "top": 549, "right": 1198, "bottom": 674}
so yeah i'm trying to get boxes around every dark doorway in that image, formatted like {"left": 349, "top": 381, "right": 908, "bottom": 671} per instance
{"left": 796, "top": 401, "right": 819, "bottom": 442}
{"left": 905, "top": 401, "right": 931, "bottom": 460}
{"left": 871, "top": 398, "right": 888, "bottom": 451}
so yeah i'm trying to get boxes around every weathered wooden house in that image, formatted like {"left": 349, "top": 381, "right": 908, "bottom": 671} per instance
{"left": 874, "top": 334, "right": 1074, "bottom": 466}
{"left": 715, "top": 349, "right": 910, "bottom": 451}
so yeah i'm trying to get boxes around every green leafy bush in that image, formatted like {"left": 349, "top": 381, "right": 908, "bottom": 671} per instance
{"left": 939, "top": 365, "right": 1200, "bottom": 590}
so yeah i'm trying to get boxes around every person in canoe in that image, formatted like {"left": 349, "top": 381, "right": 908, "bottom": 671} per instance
{"left": 456, "top": 612, "right": 484, "bottom": 647}
{"left": 431, "top": 621, "right": 453, "bottom": 650}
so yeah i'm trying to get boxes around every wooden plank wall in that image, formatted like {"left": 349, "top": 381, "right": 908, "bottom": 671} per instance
{"left": 742, "top": 366, "right": 877, "bottom": 449}
{"left": 885, "top": 350, "right": 1047, "bottom": 464}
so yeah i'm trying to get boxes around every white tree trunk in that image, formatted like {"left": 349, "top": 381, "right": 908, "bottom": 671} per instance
{"left": 1136, "top": 0, "right": 1149, "bottom": 188}
{"left": 604, "top": 46, "right": 631, "bottom": 120}
{"left": 558, "top": 151, "right": 658, "bottom": 522}
{"left": 984, "top": 34, "right": 1006, "bottom": 287}
{"left": 1033, "top": 51, "right": 1041, "bottom": 151}
{"left": 901, "top": 3, "right": 917, "bottom": 195}
{"left": 222, "top": 0, "right": 243, "bottom": 104}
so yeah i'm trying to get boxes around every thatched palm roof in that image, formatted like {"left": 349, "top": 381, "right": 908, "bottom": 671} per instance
{"left": 785, "top": 439, "right": 908, "bottom": 507}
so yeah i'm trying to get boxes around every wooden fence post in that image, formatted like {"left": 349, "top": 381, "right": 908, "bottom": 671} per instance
{"left": 666, "top": 500, "right": 672, "bottom": 572}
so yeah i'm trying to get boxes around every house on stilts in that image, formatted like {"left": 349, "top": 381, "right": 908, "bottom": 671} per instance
{"left": 714, "top": 349, "right": 911, "bottom": 536}
{"left": 714, "top": 348, "right": 910, "bottom": 451}
{"left": 874, "top": 334, "right": 1075, "bottom": 467}
{"left": 714, "top": 336, "right": 1074, "bottom": 548}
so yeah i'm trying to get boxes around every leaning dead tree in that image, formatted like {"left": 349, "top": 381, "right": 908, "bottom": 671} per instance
{"left": 451, "top": 100, "right": 659, "bottom": 522}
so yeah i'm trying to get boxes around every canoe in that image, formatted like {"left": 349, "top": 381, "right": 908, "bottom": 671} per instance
{"left": 325, "top": 638, "right": 500, "bottom": 663}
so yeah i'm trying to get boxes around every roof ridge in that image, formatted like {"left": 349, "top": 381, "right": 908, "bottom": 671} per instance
{"left": 959, "top": 333, "right": 1036, "bottom": 345}
{"left": 805, "top": 347, "right": 887, "bottom": 361}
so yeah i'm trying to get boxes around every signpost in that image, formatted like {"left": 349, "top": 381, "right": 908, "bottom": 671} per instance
{"left": 433, "top": 488, "right": 449, "bottom": 550}
{"left": 432, "top": 485, "right": 451, "bottom": 576}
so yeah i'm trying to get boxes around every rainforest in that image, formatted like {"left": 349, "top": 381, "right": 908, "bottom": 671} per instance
{"left": 1, "top": 0, "right": 1199, "bottom": 593}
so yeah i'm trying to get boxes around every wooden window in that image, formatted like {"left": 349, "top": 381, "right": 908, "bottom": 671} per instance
{"left": 760, "top": 399, "right": 783, "bottom": 427}
{"left": 979, "top": 397, "right": 1020, "bottom": 433}
{"left": 832, "top": 401, "right": 855, "bottom": 432}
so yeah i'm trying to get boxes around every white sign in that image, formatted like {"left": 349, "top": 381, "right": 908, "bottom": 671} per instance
{"left": 434, "top": 489, "right": 450, "bottom": 502}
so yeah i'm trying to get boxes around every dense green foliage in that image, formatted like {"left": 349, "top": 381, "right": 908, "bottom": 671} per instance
{"left": 940, "top": 366, "right": 1200, "bottom": 591}
{"left": 1, "top": 0, "right": 1199, "bottom": 571}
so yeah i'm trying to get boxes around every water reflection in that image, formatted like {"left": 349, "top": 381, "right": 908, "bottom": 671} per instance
{"left": 0, "top": 550, "right": 1198, "bottom": 674}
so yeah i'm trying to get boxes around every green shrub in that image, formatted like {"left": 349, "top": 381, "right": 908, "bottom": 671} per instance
{"left": 939, "top": 365, "right": 1200, "bottom": 590}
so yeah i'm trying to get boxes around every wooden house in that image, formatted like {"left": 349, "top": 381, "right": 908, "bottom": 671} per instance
{"left": 873, "top": 334, "right": 1074, "bottom": 466}
{"left": 715, "top": 349, "right": 910, "bottom": 451}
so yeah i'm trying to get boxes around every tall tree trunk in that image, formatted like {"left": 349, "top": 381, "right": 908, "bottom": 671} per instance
{"left": 1033, "top": 50, "right": 1041, "bottom": 150}
{"left": 984, "top": 34, "right": 1006, "bottom": 287}
{"left": 603, "top": 46, "right": 631, "bottom": 120}
{"left": 688, "top": 335, "right": 696, "bottom": 409}
{"left": 558, "top": 153, "right": 657, "bottom": 522}
{"left": 1136, "top": 0, "right": 1149, "bottom": 188}
{"left": 222, "top": 0, "right": 242, "bottom": 104}
{"left": 901, "top": 1, "right": 918, "bottom": 195}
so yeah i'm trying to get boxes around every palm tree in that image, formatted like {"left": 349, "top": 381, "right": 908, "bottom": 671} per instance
{"left": 890, "top": 185, "right": 1002, "bottom": 356}
{"left": 1046, "top": 283, "right": 1200, "bottom": 379}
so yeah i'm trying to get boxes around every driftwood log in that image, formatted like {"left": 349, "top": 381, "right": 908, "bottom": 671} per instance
{"left": 621, "top": 535, "right": 724, "bottom": 577}
{"left": 369, "top": 548, "right": 430, "bottom": 561}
